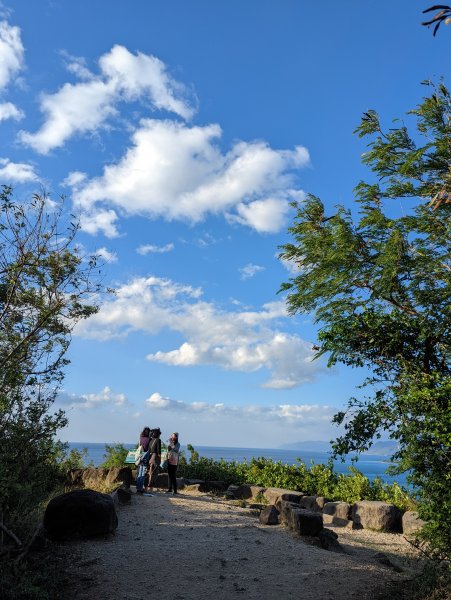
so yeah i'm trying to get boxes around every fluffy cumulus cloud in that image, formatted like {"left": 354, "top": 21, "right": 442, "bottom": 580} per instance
{"left": 57, "top": 386, "right": 127, "bottom": 409}
{"left": 0, "top": 20, "right": 24, "bottom": 89}
{"left": 0, "top": 20, "right": 25, "bottom": 121}
{"left": 0, "top": 101, "right": 23, "bottom": 121}
{"left": 19, "top": 44, "right": 195, "bottom": 154}
{"left": 145, "top": 391, "right": 333, "bottom": 424}
{"left": 68, "top": 119, "right": 309, "bottom": 236}
{"left": 75, "top": 275, "right": 324, "bottom": 389}
{"left": 0, "top": 158, "right": 38, "bottom": 182}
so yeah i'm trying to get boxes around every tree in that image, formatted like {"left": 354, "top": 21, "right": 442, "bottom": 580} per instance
{"left": 422, "top": 5, "right": 451, "bottom": 36}
{"left": 0, "top": 187, "right": 100, "bottom": 542}
{"left": 280, "top": 82, "right": 451, "bottom": 557}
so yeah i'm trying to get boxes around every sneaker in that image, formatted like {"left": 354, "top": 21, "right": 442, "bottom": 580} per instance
{"left": 172, "top": 491, "right": 178, "bottom": 496}
{"left": 143, "top": 492, "right": 154, "bottom": 497}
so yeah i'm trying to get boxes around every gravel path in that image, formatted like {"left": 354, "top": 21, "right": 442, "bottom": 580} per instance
{"left": 68, "top": 489, "right": 420, "bottom": 600}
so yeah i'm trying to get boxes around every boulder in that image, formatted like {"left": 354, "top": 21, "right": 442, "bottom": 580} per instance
{"left": 279, "top": 501, "right": 323, "bottom": 536}
{"left": 198, "top": 480, "right": 227, "bottom": 493}
{"left": 183, "top": 478, "right": 205, "bottom": 485}
{"left": 322, "top": 502, "right": 352, "bottom": 526}
{"left": 319, "top": 528, "right": 345, "bottom": 553}
{"left": 297, "top": 509, "right": 324, "bottom": 536}
{"left": 225, "top": 484, "right": 241, "bottom": 499}
{"left": 352, "top": 501, "right": 402, "bottom": 532}
{"left": 156, "top": 473, "right": 169, "bottom": 488}
{"left": 402, "top": 511, "right": 426, "bottom": 535}
{"left": 298, "top": 495, "right": 329, "bottom": 512}
{"left": 225, "top": 484, "right": 267, "bottom": 500}
{"left": 111, "top": 487, "right": 132, "bottom": 505}
{"left": 184, "top": 484, "right": 202, "bottom": 492}
{"left": 279, "top": 500, "right": 302, "bottom": 528}
{"left": 67, "top": 467, "right": 132, "bottom": 489}
{"left": 259, "top": 505, "right": 280, "bottom": 525}
{"left": 176, "top": 477, "right": 185, "bottom": 490}
{"left": 44, "top": 489, "right": 118, "bottom": 540}
{"left": 263, "top": 487, "right": 304, "bottom": 505}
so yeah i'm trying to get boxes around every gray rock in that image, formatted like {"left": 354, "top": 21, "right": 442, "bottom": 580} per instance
{"left": 116, "top": 487, "right": 132, "bottom": 504}
{"left": 279, "top": 501, "right": 323, "bottom": 536}
{"left": 323, "top": 501, "right": 352, "bottom": 526}
{"left": 297, "top": 509, "right": 323, "bottom": 536}
{"left": 352, "top": 501, "right": 402, "bottom": 532}
{"left": 44, "top": 489, "right": 118, "bottom": 540}
{"left": 318, "top": 528, "right": 345, "bottom": 553}
{"left": 402, "top": 511, "right": 426, "bottom": 535}
{"left": 299, "top": 495, "right": 330, "bottom": 512}
{"left": 67, "top": 467, "right": 132, "bottom": 489}
{"left": 259, "top": 505, "right": 280, "bottom": 525}
{"left": 263, "top": 487, "right": 303, "bottom": 505}
{"left": 198, "top": 480, "right": 227, "bottom": 492}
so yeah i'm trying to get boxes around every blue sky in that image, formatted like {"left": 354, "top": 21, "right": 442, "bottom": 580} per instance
{"left": 1, "top": 1, "right": 449, "bottom": 447}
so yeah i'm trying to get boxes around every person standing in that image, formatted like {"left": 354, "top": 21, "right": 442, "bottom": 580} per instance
{"left": 165, "top": 432, "right": 180, "bottom": 495}
{"left": 136, "top": 426, "right": 151, "bottom": 494}
{"left": 145, "top": 428, "right": 161, "bottom": 494}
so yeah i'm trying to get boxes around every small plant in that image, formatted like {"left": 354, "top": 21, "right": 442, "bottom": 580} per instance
{"left": 254, "top": 491, "right": 269, "bottom": 505}
{"left": 100, "top": 443, "right": 129, "bottom": 467}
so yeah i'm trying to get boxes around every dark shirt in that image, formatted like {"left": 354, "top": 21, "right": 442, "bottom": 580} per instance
{"left": 140, "top": 435, "right": 150, "bottom": 451}
{"left": 149, "top": 437, "right": 161, "bottom": 464}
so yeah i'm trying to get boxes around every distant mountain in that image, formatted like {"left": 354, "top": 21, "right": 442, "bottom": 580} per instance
{"left": 279, "top": 440, "right": 398, "bottom": 456}
{"left": 362, "top": 441, "right": 398, "bottom": 456}
{"left": 279, "top": 441, "right": 332, "bottom": 452}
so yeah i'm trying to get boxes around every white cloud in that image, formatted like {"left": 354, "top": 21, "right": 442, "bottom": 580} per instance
{"left": 0, "top": 20, "right": 24, "bottom": 90}
{"left": 76, "top": 275, "right": 324, "bottom": 388}
{"left": 0, "top": 158, "right": 38, "bottom": 182}
{"left": 239, "top": 263, "right": 265, "bottom": 280}
{"left": 96, "top": 246, "right": 117, "bottom": 263}
{"left": 137, "top": 242, "right": 174, "bottom": 255}
{"left": 58, "top": 386, "right": 127, "bottom": 410}
{"left": 145, "top": 391, "right": 333, "bottom": 424}
{"left": 19, "top": 44, "right": 195, "bottom": 154}
{"left": 231, "top": 197, "right": 290, "bottom": 233}
{"left": 69, "top": 119, "right": 309, "bottom": 236}
{"left": 0, "top": 101, "right": 23, "bottom": 121}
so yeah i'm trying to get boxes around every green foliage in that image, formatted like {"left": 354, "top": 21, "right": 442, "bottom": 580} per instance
{"left": 280, "top": 82, "right": 451, "bottom": 558}
{"left": 100, "top": 443, "right": 129, "bottom": 468}
{"left": 55, "top": 445, "right": 92, "bottom": 473}
{"left": 0, "top": 188, "right": 102, "bottom": 595}
{"left": 178, "top": 446, "right": 414, "bottom": 511}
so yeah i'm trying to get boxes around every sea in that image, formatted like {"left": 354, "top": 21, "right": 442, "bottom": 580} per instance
{"left": 68, "top": 442, "right": 409, "bottom": 487}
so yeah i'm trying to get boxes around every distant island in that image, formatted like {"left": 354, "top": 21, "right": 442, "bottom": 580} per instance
{"left": 279, "top": 440, "right": 398, "bottom": 456}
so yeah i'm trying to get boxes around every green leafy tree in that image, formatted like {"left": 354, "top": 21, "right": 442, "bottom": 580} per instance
{"left": 280, "top": 82, "right": 451, "bottom": 558}
{"left": 0, "top": 187, "right": 100, "bottom": 544}
{"left": 101, "top": 443, "right": 129, "bottom": 468}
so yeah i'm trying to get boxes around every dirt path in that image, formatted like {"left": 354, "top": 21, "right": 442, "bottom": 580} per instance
{"left": 67, "top": 489, "right": 420, "bottom": 600}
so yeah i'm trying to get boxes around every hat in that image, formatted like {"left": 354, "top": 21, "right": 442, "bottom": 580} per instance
{"left": 153, "top": 427, "right": 161, "bottom": 436}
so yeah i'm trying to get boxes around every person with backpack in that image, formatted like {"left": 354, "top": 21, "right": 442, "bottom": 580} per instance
{"left": 135, "top": 426, "right": 152, "bottom": 494}
{"left": 145, "top": 428, "right": 162, "bottom": 494}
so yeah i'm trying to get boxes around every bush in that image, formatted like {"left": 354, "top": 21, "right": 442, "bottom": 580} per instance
{"left": 100, "top": 443, "right": 130, "bottom": 468}
{"left": 178, "top": 446, "right": 415, "bottom": 511}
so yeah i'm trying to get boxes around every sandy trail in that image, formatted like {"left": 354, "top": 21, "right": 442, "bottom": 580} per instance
{"left": 67, "top": 489, "right": 420, "bottom": 600}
